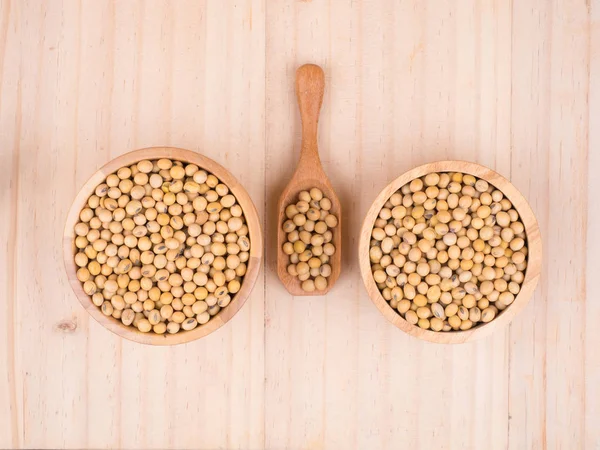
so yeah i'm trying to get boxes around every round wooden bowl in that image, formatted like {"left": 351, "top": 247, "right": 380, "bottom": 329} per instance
{"left": 358, "top": 161, "right": 542, "bottom": 344}
{"left": 63, "top": 147, "right": 263, "bottom": 345}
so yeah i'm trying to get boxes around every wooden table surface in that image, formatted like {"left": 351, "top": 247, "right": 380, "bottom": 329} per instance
{"left": 1, "top": 1, "right": 598, "bottom": 449}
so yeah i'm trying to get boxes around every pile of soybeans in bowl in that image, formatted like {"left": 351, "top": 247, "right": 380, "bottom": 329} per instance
{"left": 368, "top": 172, "right": 528, "bottom": 332}
{"left": 72, "top": 159, "right": 251, "bottom": 335}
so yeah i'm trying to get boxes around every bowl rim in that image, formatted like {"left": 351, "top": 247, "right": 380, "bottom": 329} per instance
{"left": 358, "top": 160, "right": 542, "bottom": 344}
{"left": 63, "top": 147, "right": 263, "bottom": 346}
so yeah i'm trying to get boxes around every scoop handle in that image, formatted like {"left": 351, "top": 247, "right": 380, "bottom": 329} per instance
{"left": 296, "top": 64, "right": 324, "bottom": 168}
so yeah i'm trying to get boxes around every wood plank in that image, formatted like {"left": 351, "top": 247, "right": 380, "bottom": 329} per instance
{"left": 507, "top": 2, "right": 552, "bottom": 448}
{"left": 509, "top": 1, "right": 591, "bottom": 448}
{"left": 586, "top": 0, "right": 600, "bottom": 447}
{"left": 0, "top": 0, "right": 23, "bottom": 447}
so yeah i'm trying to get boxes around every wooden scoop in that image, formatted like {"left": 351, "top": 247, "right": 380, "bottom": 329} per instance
{"left": 276, "top": 64, "right": 342, "bottom": 296}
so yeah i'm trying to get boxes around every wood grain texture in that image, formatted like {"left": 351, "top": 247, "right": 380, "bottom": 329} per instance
{"left": 265, "top": 1, "right": 597, "bottom": 450}
{"left": 0, "top": 0, "right": 598, "bottom": 449}
{"left": 276, "top": 64, "right": 342, "bottom": 296}
{"left": 1, "top": 1, "right": 265, "bottom": 449}
{"left": 358, "top": 161, "right": 542, "bottom": 344}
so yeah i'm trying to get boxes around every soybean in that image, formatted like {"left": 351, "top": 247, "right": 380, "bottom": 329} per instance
{"left": 369, "top": 171, "right": 528, "bottom": 332}
{"left": 74, "top": 159, "right": 251, "bottom": 335}
{"left": 282, "top": 189, "right": 338, "bottom": 292}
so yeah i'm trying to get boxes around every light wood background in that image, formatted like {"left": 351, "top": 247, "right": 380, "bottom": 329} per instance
{"left": 1, "top": 1, "right": 598, "bottom": 449}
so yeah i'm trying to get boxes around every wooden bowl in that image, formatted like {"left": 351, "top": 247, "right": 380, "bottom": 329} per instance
{"left": 63, "top": 147, "right": 263, "bottom": 345}
{"left": 358, "top": 161, "right": 542, "bottom": 344}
